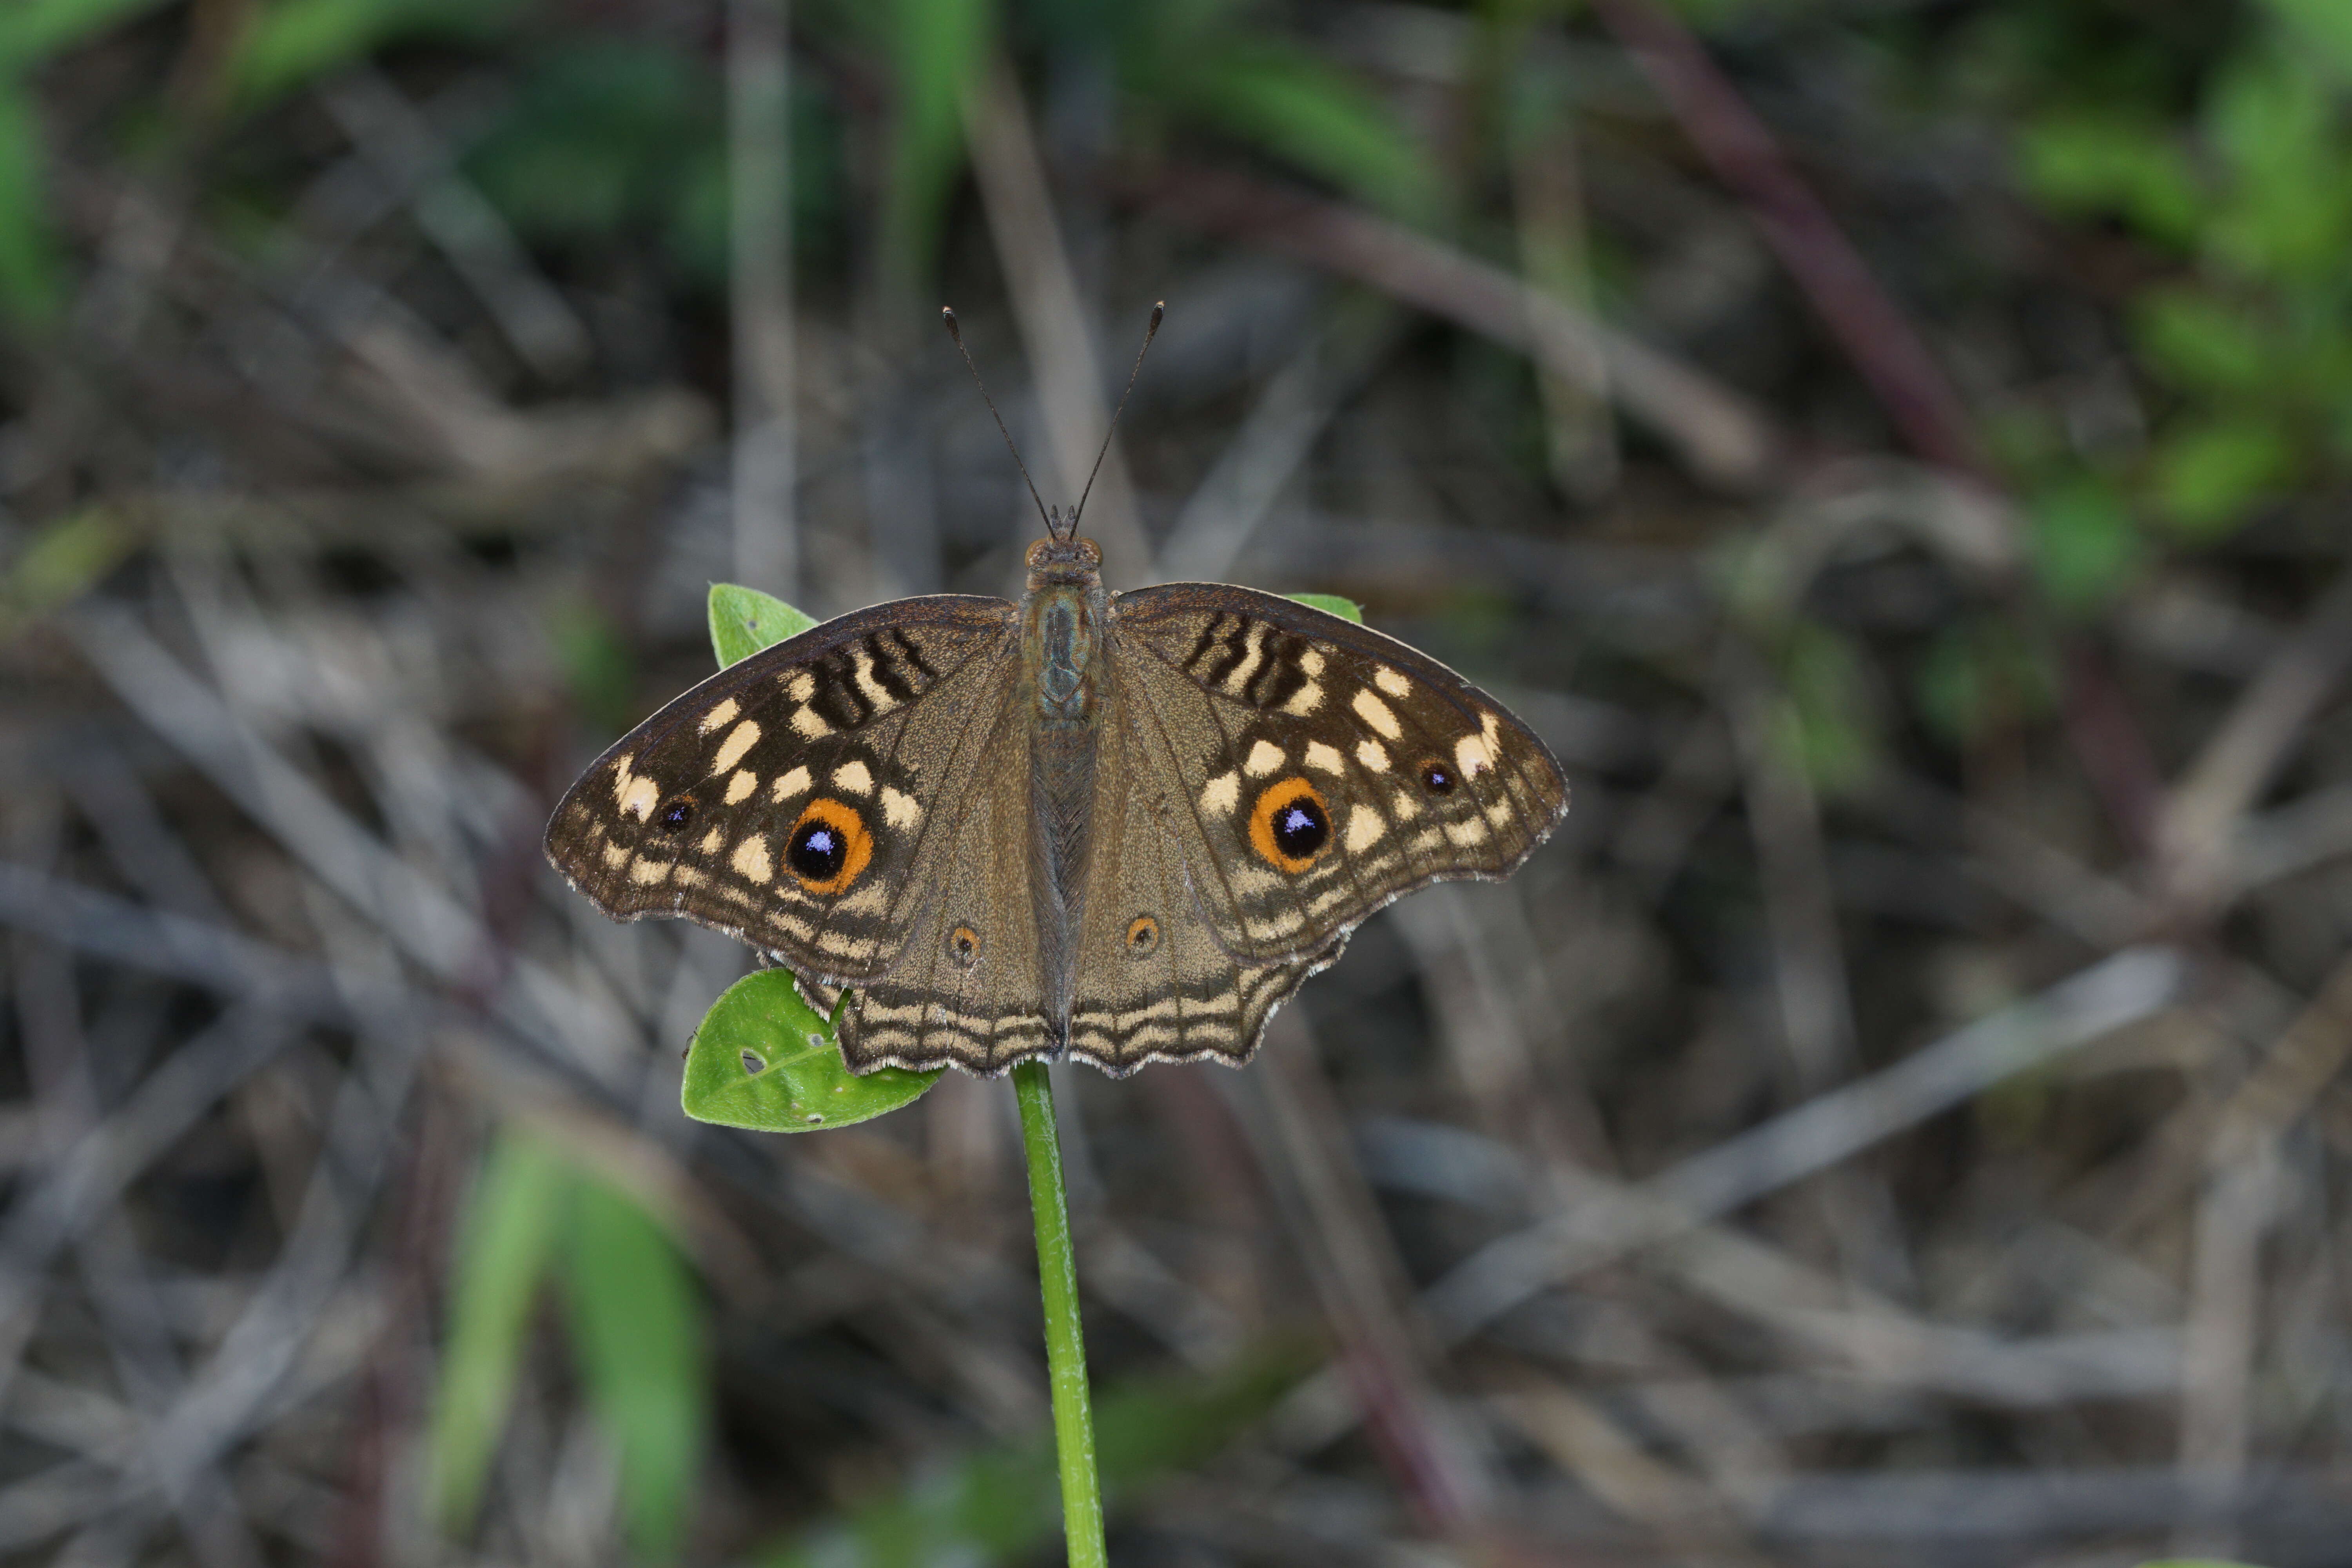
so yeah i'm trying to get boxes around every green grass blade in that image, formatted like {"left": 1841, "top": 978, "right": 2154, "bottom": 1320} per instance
{"left": 875, "top": 0, "right": 991, "bottom": 300}
{"left": 0, "top": 82, "right": 61, "bottom": 324}
{"left": 562, "top": 1179, "right": 708, "bottom": 1564}
{"left": 708, "top": 582, "right": 817, "bottom": 668}
{"left": 426, "top": 1127, "right": 572, "bottom": 1536}
{"left": 682, "top": 967, "right": 938, "bottom": 1130}
{"left": 759, "top": 1342, "right": 1314, "bottom": 1566}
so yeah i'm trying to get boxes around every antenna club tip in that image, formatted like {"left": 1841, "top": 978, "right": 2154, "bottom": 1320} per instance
{"left": 940, "top": 305, "right": 962, "bottom": 341}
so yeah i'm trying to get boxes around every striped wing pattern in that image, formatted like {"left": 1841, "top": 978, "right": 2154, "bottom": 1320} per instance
{"left": 1110, "top": 584, "right": 1570, "bottom": 965}
{"left": 542, "top": 598, "right": 1017, "bottom": 983}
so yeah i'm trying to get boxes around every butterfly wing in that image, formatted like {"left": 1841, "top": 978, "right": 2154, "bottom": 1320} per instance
{"left": 1109, "top": 584, "right": 1569, "bottom": 965}
{"left": 824, "top": 679, "right": 1056, "bottom": 1075}
{"left": 1060, "top": 671, "right": 1350, "bottom": 1074}
{"left": 543, "top": 596, "right": 1018, "bottom": 983}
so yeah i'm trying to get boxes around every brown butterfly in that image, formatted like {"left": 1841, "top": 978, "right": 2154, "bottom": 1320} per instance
{"left": 545, "top": 307, "right": 1568, "bottom": 1076}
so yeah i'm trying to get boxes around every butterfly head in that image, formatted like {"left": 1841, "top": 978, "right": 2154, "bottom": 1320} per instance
{"left": 1026, "top": 524, "right": 1102, "bottom": 588}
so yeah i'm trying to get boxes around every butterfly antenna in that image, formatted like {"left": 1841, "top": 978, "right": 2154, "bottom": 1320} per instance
{"left": 1071, "top": 300, "right": 1163, "bottom": 531}
{"left": 942, "top": 306, "right": 1054, "bottom": 536}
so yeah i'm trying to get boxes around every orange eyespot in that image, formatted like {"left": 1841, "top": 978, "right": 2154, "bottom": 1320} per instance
{"left": 1248, "top": 776, "right": 1332, "bottom": 873}
{"left": 1125, "top": 915, "right": 1160, "bottom": 956}
{"left": 784, "top": 797, "right": 873, "bottom": 894}
{"left": 947, "top": 925, "right": 982, "bottom": 966}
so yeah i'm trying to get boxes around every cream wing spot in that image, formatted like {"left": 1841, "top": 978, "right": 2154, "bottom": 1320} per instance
{"left": 713, "top": 720, "right": 762, "bottom": 773}
{"left": 1280, "top": 682, "right": 1325, "bottom": 716}
{"left": 1345, "top": 807, "right": 1387, "bottom": 851}
{"left": 610, "top": 755, "right": 636, "bottom": 806}
{"left": 1300, "top": 647, "right": 1327, "bottom": 677}
{"left": 1455, "top": 734, "right": 1495, "bottom": 779}
{"left": 700, "top": 827, "right": 724, "bottom": 855}
{"left": 789, "top": 706, "right": 831, "bottom": 739}
{"left": 619, "top": 776, "right": 660, "bottom": 821}
{"left": 1445, "top": 816, "right": 1492, "bottom": 848}
{"left": 880, "top": 786, "right": 921, "bottom": 828}
{"left": 1374, "top": 666, "right": 1412, "bottom": 698}
{"left": 724, "top": 770, "right": 758, "bottom": 805}
{"left": 786, "top": 671, "right": 816, "bottom": 701}
{"left": 1222, "top": 625, "right": 1268, "bottom": 696}
{"left": 833, "top": 759, "right": 874, "bottom": 795}
{"left": 1303, "top": 741, "right": 1346, "bottom": 774}
{"left": 601, "top": 842, "right": 630, "bottom": 870}
{"left": 1352, "top": 689, "right": 1402, "bottom": 739}
{"left": 731, "top": 835, "right": 773, "bottom": 882}
{"left": 1243, "top": 739, "right": 1286, "bottom": 777}
{"left": 629, "top": 859, "right": 672, "bottom": 885}
{"left": 1201, "top": 771, "right": 1240, "bottom": 815}
{"left": 851, "top": 650, "right": 897, "bottom": 713}
{"left": 771, "top": 765, "right": 812, "bottom": 802}
{"left": 698, "top": 698, "right": 740, "bottom": 734}
{"left": 1355, "top": 738, "right": 1390, "bottom": 773}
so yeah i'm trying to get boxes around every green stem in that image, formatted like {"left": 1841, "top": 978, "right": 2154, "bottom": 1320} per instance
{"left": 1011, "top": 1060, "right": 1107, "bottom": 1568}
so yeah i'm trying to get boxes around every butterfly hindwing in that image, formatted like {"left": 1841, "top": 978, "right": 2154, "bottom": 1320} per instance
{"left": 1109, "top": 584, "right": 1570, "bottom": 964}
{"left": 543, "top": 596, "right": 1018, "bottom": 983}
{"left": 1060, "top": 673, "right": 1350, "bottom": 1073}
{"left": 829, "top": 679, "right": 1057, "bottom": 1074}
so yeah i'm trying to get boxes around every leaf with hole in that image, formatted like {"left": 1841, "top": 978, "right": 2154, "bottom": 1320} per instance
{"left": 683, "top": 967, "right": 939, "bottom": 1132}
{"left": 708, "top": 582, "right": 818, "bottom": 670}
{"left": 1284, "top": 591, "right": 1365, "bottom": 624}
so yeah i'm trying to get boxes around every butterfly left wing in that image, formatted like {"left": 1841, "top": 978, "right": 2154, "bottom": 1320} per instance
{"left": 1109, "top": 584, "right": 1569, "bottom": 964}
{"left": 543, "top": 596, "right": 1018, "bottom": 982}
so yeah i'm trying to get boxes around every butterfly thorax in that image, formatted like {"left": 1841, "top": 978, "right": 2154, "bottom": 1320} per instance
{"left": 1020, "top": 532, "right": 1109, "bottom": 1044}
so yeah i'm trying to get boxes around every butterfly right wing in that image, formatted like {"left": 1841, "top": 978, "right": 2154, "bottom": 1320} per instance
{"left": 1061, "top": 672, "right": 1349, "bottom": 1074}
{"left": 543, "top": 596, "right": 1018, "bottom": 984}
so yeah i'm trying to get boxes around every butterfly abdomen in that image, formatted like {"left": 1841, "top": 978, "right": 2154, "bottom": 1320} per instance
{"left": 1024, "top": 577, "right": 1111, "bottom": 1045}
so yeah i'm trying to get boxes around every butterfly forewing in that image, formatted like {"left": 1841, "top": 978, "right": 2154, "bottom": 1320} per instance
{"left": 543, "top": 597, "right": 1018, "bottom": 982}
{"left": 1110, "top": 584, "right": 1569, "bottom": 965}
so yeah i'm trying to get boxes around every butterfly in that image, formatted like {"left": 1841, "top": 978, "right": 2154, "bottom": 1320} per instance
{"left": 543, "top": 309, "right": 1568, "bottom": 1077}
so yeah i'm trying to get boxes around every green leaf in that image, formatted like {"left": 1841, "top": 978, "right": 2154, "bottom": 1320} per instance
{"left": 2201, "top": 46, "right": 2352, "bottom": 282}
{"left": 1285, "top": 592, "right": 1365, "bottom": 624}
{"left": 2013, "top": 111, "right": 2200, "bottom": 246}
{"left": 224, "top": 0, "right": 520, "bottom": 113}
{"left": 683, "top": 967, "right": 939, "bottom": 1132}
{"left": 562, "top": 1180, "right": 706, "bottom": 1564}
{"left": 760, "top": 1341, "right": 1314, "bottom": 1567}
{"left": 2260, "top": 0, "right": 2352, "bottom": 81}
{"left": 708, "top": 582, "right": 817, "bottom": 668}
{"left": 2151, "top": 416, "right": 2297, "bottom": 537}
{"left": 2134, "top": 286, "right": 2276, "bottom": 396}
{"left": 2027, "top": 475, "right": 2142, "bottom": 611}
{"left": 427, "top": 1128, "right": 572, "bottom": 1536}
{"left": 0, "top": 0, "right": 170, "bottom": 70}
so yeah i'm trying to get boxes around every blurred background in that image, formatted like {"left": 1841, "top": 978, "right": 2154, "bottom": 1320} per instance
{"left": 4, "top": 0, "right": 2351, "bottom": 1563}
